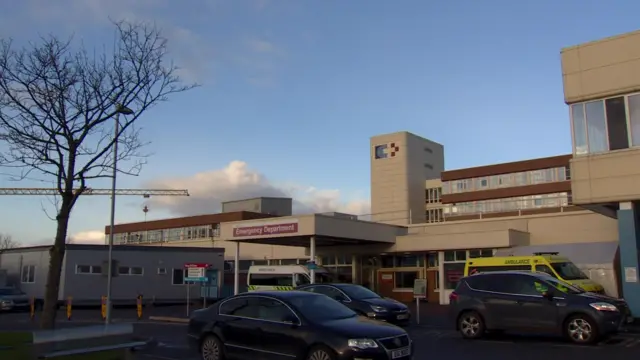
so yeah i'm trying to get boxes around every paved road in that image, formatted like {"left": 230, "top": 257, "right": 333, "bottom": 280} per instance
{"left": 3, "top": 306, "right": 640, "bottom": 360}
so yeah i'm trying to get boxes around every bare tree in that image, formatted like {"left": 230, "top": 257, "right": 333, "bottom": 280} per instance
{"left": 0, "top": 21, "right": 197, "bottom": 329}
{"left": 0, "top": 233, "right": 19, "bottom": 249}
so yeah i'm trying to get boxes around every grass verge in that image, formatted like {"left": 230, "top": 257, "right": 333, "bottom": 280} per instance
{"left": 0, "top": 331, "right": 132, "bottom": 359}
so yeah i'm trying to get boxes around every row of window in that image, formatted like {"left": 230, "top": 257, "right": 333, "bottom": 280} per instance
{"left": 571, "top": 93, "right": 640, "bottom": 155}
{"left": 426, "top": 187, "right": 442, "bottom": 203}
{"left": 446, "top": 192, "right": 571, "bottom": 216}
{"left": 113, "top": 225, "right": 221, "bottom": 245}
{"left": 443, "top": 167, "right": 570, "bottom": 195}
{"left": 76, "top": 264, "right": 145, "bottom": 276}
{"left": 380, "top": 249, "right": 493, "bottom": 271}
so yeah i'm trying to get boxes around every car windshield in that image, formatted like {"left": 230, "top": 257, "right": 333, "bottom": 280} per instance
{"left": 550, "top": 262, "right": 589, "bottom": 281}
{"left": 288, "top": 294, "right": 357, "bottom": 322}
{"left": 543, "top": 277, "right": 584, "bottom": 295}
{"left": 0, "top": 288, "right": 24, "bottom": 296}
{"left": 339, "top": 285, "right": 381, "bottom": 300}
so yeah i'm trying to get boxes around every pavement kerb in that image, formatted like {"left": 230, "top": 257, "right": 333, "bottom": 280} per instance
{"left": 148, "top": 316, "right": 189, "bottom": 324}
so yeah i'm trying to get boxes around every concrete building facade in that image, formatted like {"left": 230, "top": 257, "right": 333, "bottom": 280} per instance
{"left": 562, "top": 29, "right": 640, "bottom": 314}
{"left": 103, "top": 29, "right": 640, "bottom": 310}
{"left": 370, "top": 132, "right": 444, "bottom": 225}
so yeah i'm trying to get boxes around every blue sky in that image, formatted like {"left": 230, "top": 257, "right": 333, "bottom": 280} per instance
{"left": 1, "top": 0, "right": 639, "bottom": 244}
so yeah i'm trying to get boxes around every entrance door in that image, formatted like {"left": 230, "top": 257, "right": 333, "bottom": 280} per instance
{"left": 426, "top": 270, "right": 438, "bottom": 303}
{"left": 377, "top": 271, "right": 395, "bottom": 298}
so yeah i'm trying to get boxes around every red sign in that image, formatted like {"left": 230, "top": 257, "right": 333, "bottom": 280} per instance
{"left": 184, "top": 263, "right": 209, "bottom": 268}
{"left": 233, "top": 222, "right": 299, "bottom": 237}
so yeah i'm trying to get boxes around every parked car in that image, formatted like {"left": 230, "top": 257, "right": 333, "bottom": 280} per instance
{"left": 0, "top": 287, "right": 30, "bottom": 312}
{"left": 449, "top": 271, "right": 631, "bottom": 344}
{"left": 188, "top": 290, "right": 413, "bottom": 360}
{"left": 296, "top": 283, "right": 411, "bottom": 326}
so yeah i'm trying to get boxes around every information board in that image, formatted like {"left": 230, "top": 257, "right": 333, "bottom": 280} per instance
{"left": 413, "top": 279, "right": 427, "bottom": 298}
{"left": 184, "top": 263, "right": 208, "bottom": 282}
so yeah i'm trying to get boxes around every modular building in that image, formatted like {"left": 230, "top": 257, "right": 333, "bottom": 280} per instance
{"left": 0, "top": 244, "right": 224, "bottom": 305}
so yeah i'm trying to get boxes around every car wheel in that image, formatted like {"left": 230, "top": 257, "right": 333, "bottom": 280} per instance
{"left": 565, "top": 315, "right": 599, "bottom": 344}
{"left": 200, "top": 334, "right": 224, "bottom": 360}
{"left": 307, "top": 345, "right": 336, "bottom": 360}
{"left": 458, "top": 311, "right": 485, "bottom": 339}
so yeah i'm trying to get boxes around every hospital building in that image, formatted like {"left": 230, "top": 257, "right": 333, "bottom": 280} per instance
{"left": 105, "top": 29, "right": 640, "bottom": 312}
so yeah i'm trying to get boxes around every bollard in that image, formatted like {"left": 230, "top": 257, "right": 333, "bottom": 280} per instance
{"left": 66, "top": 297, "right": 72, "bottom": 321}
{"left": 29, "top": 297, "right": 35, "bottom": 321}
{"left": 136, "top": 295, "right": 143, "bottom": 320}
{"left": 101, "top": 296, "right": 107, "bottom": 321}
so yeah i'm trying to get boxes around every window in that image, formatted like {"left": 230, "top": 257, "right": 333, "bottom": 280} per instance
{"left": 585, "top": 100, "right": 608, "bottom": 153}
{"left": 443, "top": 263, "right": 465, "bottom": 289}
{"left": 444, "top": 251, "right": 466, "bottom": 262}
{"left": 424, "top": 163, "right": 433, "bottom": 170}
{"left": 76, "top": 265, "right": 102, "bottom": 275}
{"left": 380, "top": 255, "right": 394, "bottom": 268}
{"left": 427, "top": 253, "right": 438, "bottom": 268}
{"left": 572, "top": 103, "right": 588, "bottom": 155}
{"left": 629, "top": 94, "right": 640, "bottom": 147}
{"left": 219, "top": 298, "right": 255, "bottom": 317}
{"left": 288, "top": 294, "right": 356, "bottom": 322}
{"left": 605, "top": 97, "right": 629, "bottom": 150}
{"left": 322, "top": 256, "right": 336, "bottom": 265}
{"left": 469, "top": 249, "right": 493, "bottom": 259}
{"left": 257, "top": 298, "right": 298, "bottom": 323}
{"left": 395, "top": 255, "right": 421, "bottom": 267}
{"left": 394, "top": 271, "right": 418, "bottom": 288}
{"left": 172, "top": 268, "right": 185, "bottom": 285}
{"left": 550, "top": 262, "right": 589, "bottom": 281}
{"left": 535, "top": 265, "right": 555, "bottom": 277}
{"left": 248, "top": 273, "right": 293, "bottom": 287}
{"left": 157, "top": 268, "right": 167, "bottom": 275}
{"left": 505, "top": 274, "right": 547, "bottom": 296}
{"left": 340, "top": 285, "right": 381, "bottom": 300}
{"left": 468, "top": 265, "right": 531, "bottom": 275}
{"left": 304, "top": 285, "right": 348, "bottom": 301}
{"left": 119, "top": 266, "right": 144, "bottom": 276}
{"left": 21, "top": 265, "right": 35, "bottom": 283}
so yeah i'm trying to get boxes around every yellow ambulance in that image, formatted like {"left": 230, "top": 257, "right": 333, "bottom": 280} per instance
{"left": 464, "top": 252, "right": 605, "bottom": 294}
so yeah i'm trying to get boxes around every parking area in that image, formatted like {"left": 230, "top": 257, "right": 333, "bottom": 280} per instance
{"left": 3, "top": 305, "right": 639, "bottom": 360}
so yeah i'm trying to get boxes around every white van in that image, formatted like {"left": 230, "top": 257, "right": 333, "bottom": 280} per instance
{"left": 247, "top": 265, "right": 334, "bottom": 291}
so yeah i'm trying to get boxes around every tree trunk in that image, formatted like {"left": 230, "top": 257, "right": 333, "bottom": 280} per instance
{"left": 40, "top": 198, "right": 73, "bottom": 329}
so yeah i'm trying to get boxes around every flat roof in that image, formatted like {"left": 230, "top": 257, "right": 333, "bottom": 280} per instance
{"left": 0, "top": 244, "right": 224, "bottom": 254}
{"left": 104, "top": 211, "right": 277, "bottom": 234}
{"left": 221, "top": 213, "right": 402, "bottom": 247}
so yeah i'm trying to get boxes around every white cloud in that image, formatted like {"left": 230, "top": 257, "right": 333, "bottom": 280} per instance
{"left": 7, "top": 0, "right": 215, "bottom": 84}
{"left": 144, "top": 161, "right": 370, "bottom": 217}
{"left": 68, "top": 230, "right": 105, "bottom": 244}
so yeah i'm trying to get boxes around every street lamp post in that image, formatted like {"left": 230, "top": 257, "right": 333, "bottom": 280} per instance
{"left": 105, "top": 103, "right": 134, "bottom": 325}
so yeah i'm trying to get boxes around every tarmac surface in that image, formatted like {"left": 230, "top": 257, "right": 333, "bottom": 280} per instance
{"left": 1, "top": 304, "right": 639, "bottom": 360}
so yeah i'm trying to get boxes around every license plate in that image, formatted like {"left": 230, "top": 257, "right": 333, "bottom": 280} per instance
{"left": 392, "top": 347, "right": 410, "bottom": 359}
{"left": 397, "top": 314, "right": 409, "bottom": 320}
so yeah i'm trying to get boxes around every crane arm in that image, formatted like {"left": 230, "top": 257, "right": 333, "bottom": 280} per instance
{"left": 0, "top": 188, "right": 189, "bottom": 196}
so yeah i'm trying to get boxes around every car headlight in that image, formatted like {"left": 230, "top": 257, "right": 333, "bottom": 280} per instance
{"left": 348, "top": 338, "right": 378, "bottom": 349}
{"left": 590, "top": 302, "right": 618, "bottom": 312}
{"left": 370, "top": 305, "right": 388, "bottom": 313}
